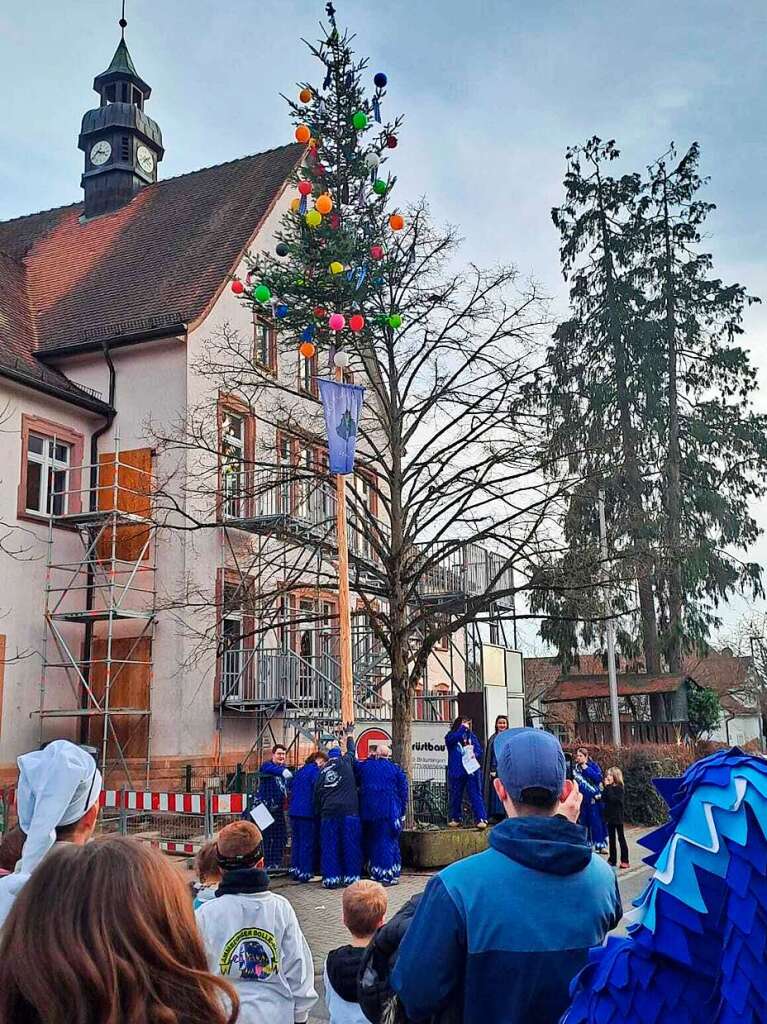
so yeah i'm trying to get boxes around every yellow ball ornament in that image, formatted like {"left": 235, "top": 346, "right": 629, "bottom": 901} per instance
{"left": 305, "top": 209, "right": 322, "bottom": 228}
{"left": 329, "top": 261, "right": 344, "bottom": 275}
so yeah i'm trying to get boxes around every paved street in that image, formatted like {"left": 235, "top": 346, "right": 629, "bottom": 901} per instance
{"left": 272, "top": 827, "right": 652, "bottom": 1022}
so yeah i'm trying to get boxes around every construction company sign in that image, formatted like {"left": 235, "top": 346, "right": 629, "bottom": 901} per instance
{"left": 355, "top": 721, "right": 447, "bottom": 776}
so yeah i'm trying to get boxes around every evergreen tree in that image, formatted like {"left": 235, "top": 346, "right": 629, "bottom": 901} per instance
{"left": 639, "top": 143, "right": 767, "bottom": 671}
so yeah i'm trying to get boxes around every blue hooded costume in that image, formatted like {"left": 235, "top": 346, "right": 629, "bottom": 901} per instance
{"left": 256, "top": 759, "right": 291, "bottom": 872}
{"left": 445, "top": 724, "right": 487, "bottom": 824}
{"left": 564, "top": 748, "right": 767, "bottom": 1024}
{"left": 358, "top": 755, "right": 409, "bottom": 885}
{"left": 314, "top": 737, "right": 362, "bottom": 888}
{"left": 288, "top": 760, "right": 320, "bottom": 882}
{"left": 574, "top": 759, "right": 607, "bottom": 852}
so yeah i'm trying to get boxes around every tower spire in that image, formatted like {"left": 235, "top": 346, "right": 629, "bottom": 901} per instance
{"left": 119, "top": 0, "right": 127, "bottom": 40}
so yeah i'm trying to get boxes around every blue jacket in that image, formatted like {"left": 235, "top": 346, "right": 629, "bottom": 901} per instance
{"left": 289, "top": 762, "right": 320, "bottom": 819}
{"left": 357, "top": 757, "right": 409, "bottom": 823}
{"left": 445, "top": 726, "right": 483, "bottom": 779}
{"left": 314, "top": 737, "right": 359, "bottom": 818}
{"left": 392, "top": 815, "right": 622, "bottom": 1024}
{"left": 257, "top": 760, "right": 290, "bottom": 812}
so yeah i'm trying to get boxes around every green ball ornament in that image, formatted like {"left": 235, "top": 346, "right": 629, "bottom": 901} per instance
{"left": 352, "top": 110, "right": 368, "bottom": 131}
{"left": 253, "top": 284, "right": 271, "bottom": 303}
{"left": 388, "top": 314, "right": 402, "bottom": 328}
{"left": 305, "top": 209, "right": 322, "bottom": 228}
{"left": 373, "top": 179, "right": 388, "bottom": 196}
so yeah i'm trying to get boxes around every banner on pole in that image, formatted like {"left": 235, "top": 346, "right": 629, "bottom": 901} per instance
{"left": 318, "top": 379, "right": 365, "bottom": 474}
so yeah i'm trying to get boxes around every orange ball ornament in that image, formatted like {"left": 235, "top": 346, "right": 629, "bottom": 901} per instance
{"left": 295, "top": 124, "right": 311, "bottom": 144}
{"left": 315, "top": 194, "right": 333, "bottom": 215}
{"left": 299, "top": 88, "right": 312, "bottom": 104}
{"left": 299, "top": 341, "right": 316, "bottom": 359}
{"left": 389, "top": 213, "right": 405, "bottom": 231}
{"left": 290, "top": 197, "right": 301, "bottom": 213}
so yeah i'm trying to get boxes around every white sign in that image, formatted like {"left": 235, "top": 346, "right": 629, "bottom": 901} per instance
{"left": 355, "top": 720, "right": 448, "bottom": 777}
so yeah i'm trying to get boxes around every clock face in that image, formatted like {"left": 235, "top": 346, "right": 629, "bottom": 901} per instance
{"left": 89, "top": 140, "right": 112, "bottom": 166}
{"left": 137, "top": 145, "right": 154, "bottom": 174}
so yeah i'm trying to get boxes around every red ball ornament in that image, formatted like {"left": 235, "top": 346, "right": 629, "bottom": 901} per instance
{"left": 370, "top": 244, "right": 384, "bottom": 260}
{"left": 298, "top": 180, "right": 313, "bottom": 196}
{"left": 315, "top": 163, "right": 326, "bottom": 176}
{"left": 386, "top": 135, "right": 398, "bottom": 149}
{"left": 231, "top": 280, "right": 245, "bottom": 295}
{"left": 313, "top": 306, "right": 327, "bottom": 319}
{"left": 349, "top": 314, "right": 365, "bottom": 332}
{"left": 329, "top": 213, "right": 341, "bottom": 230}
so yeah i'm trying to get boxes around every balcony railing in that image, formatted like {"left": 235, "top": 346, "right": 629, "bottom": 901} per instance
{"left": 414, "top": 542, "right": 514, "bottom": 600}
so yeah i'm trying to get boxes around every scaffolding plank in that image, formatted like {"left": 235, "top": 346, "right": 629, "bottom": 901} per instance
{"left": 56, "top": 510, "right": 151, "bottom": 527}
{"left": 49, "top": 608, "right": 154, "bottom": 623}
{"left": 39, "top": 708, "right": 151, "bottom": 717}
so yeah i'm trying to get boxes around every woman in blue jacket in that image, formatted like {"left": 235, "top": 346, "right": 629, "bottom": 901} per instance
{"left": 288, "top": 751, "right": 325, "bottom": 882}
{"left": 256, "top": 744, "right": 293, "bottom": 872}
{"left": 358, "top": 744, "right": 409, "bottom": 886}
{"left": 573, "top": 747, "right": 607, "bottom": 852}
{"left": 445, "top": 717, "right": 487, "bottom": 828}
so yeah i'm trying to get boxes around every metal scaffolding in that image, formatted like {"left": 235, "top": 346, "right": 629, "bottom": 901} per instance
{"left": 38, "top": 436, "right": 156, "bottom": 787}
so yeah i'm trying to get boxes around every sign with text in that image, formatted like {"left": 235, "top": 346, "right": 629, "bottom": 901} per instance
{"left": 354, "top": 720, "right": 448, "bottom": 776}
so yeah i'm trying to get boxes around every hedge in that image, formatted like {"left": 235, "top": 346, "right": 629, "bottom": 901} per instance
{"left": 565, "top": 743, "right": 703, "bottom": 827}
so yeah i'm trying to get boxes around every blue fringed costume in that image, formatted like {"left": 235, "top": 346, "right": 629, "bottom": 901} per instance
{"left": 314, "top": 737, "right": 363, "bottom": 888}
{"left": 574, "top": 759, "right": 607, "bottom": 852}
{"left": 445, "top": 723, "right": 487, "bottom": 825}
{"left": 288, "top": 759, "right": 320, "bottom": 882}
{"left": 563, "top": 747, "right": 767, "bottom": 1024}
{"left": 257, "top": 759, "right": 292, "bottom": 872}
{"left": 358, "top": 755, "right": 409, "bottom": 885}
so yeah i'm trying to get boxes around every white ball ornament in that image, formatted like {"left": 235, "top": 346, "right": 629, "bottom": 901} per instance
{"left": 334, "top": 350, "right": 350, "bottom": 369}
{"left": 364, "top": 150, "right": 381, "bottom": 169}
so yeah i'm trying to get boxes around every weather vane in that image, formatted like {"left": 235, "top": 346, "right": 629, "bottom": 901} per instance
{"left": 119, "top": 0, "right": 127, "bottom": 38}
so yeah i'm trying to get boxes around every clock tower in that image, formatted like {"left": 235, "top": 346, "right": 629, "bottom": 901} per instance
{"left": 78, "top": 29, "right": 164, "bottom": 219}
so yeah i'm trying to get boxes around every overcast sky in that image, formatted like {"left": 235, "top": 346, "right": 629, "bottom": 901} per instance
{"left": 2, "top": 0, "right": 766, "bottom": 648}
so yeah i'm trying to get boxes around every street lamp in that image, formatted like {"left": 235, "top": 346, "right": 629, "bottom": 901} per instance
{"left": 598, "top": 490, "right": 621, "bottom": 748}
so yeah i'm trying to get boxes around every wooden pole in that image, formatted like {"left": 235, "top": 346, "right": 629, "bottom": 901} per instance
{"left": 335, "top": 366, "right": 354, "bottom": 728}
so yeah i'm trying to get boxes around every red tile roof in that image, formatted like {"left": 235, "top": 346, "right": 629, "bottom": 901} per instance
{"left": 0, "top": 144, "right": 303, "bottom": 363}
{"left": 544, "top": 673, "right": 686, "bottom": 703}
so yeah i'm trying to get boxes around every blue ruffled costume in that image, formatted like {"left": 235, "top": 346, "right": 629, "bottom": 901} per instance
{"left": 314, "top": 737, "right": 363, "bottom": 888}
{"left": 358, "top": 756, "right": 409, "bottom": 885}
{"left": 288, "top": 761, "right": 320, "bottom": 882}
{"left": 257, "top": 760, "right": 291, "bottom": 872}
{"left": 574, "top": 760, "right": 607, "bottom": 851}
{"left": 445, "top": 725, "right": 487, "bottom": 824}
{"left": 563, "top": 747, "right": 767, "bottom": 1024}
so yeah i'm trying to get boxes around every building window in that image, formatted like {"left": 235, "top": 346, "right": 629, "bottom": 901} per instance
{"left": 25, "top": 433, "right": 72, "bottom": 517}
{"left": 253, "top": 314, "right": 277, "bottom": 373}
{"left": 221, "top": 411, "right": 245, "bottom": 519}
{"left": 298, "top": 350, "right": 318, "bottom": 398}
{"left": 121, "top": 135, "right": 130, "bottom": 161}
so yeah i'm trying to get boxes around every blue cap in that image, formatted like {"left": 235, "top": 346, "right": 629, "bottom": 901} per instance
{"left": 494, "top": 728, "right": 566, "bottom": 802}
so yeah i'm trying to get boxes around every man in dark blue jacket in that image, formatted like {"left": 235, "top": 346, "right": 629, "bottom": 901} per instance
{"left": 392, "top": 728, "right": 622, "bottom": 1024}
{"left": 314, "top": 731, "right": 363, "bottom": 889}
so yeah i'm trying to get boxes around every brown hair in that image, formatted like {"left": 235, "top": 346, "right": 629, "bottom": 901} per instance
{"left": 0, "top": 836, "right": 238, "bottom": 1024}
{"left": 0, "top": 825, "right": 25, "bottom": 874}
{"left": 217, "top": 819, "right": 263, "bottom": 861}
{"left": 196, "top": 839, "right": 222, "bottom": 886}
{"left": 342, "top": 880, "right": 388, "bottom": 938}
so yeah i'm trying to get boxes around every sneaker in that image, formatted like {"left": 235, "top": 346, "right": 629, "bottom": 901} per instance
{"left": 448, "top": 821, "right": 460, "bottom": 828}
{"left": 620, "top": 862, "right": 630, "bottom": 869}
{"left": 476, "top": 821, "right": 488, "bottom": 830}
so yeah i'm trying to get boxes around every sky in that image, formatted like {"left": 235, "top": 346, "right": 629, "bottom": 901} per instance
{"left": 2, "top": 0, "right": 766, "bottom": 650}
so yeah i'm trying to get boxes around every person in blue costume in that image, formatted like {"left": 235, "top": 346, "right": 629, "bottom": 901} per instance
{"left": 482, "top": 715, "right": 509, "bottom": 823}
{"left": 573, "top": 747, "right": 607, "bottom": 852}
{"left": 256, "top": 744, "right": 293, "bottom": 872}
{"left": 358, "top": 743, "right": 409, "bottom": 886}
{"left": 563, "top": 747, "right": 767, "bottom": 1024}
{"left": 445, "top": 717, "right": 487, "bottom": 828}
{"left": 314, "top": 731, "right": 363, "bottom": 889}
{"left": 288, "top": 751, "right": 326, "bottom": 882}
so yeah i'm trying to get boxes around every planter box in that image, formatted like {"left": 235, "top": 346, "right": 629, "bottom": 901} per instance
{"left": 401, "top": 827, "right": 490, "bottom": 869}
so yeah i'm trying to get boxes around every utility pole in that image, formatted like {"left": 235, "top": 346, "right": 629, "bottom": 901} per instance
{"left": 598, "top": 490, "right": 621, "bottom": 747}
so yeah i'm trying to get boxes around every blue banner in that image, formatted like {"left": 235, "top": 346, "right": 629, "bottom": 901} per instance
{"left": 318, "top": 379, "right": 365, "bottom": 475}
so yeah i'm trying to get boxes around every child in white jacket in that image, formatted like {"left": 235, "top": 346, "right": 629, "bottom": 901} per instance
{"left": 196, "top": 820, "right": 317, "bottom": 1024}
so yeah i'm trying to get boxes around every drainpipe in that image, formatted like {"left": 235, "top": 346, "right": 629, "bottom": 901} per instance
{"left": 80, "top": 344, "right": 117, "bottom": 742}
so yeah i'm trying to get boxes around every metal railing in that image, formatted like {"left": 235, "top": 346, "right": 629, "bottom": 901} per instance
{"left": 415, "top": 541, "right": 514, "bottom": 599}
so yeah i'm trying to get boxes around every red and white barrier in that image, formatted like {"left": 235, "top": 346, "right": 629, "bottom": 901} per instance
{"left": 210, "top": 793, "right": 247, "bottom": 815}
{"left": 99, "top": 790, "right": 204, "bottom": 814}
{"left": 149, "top": 839, "right": 200, "bottom": 856}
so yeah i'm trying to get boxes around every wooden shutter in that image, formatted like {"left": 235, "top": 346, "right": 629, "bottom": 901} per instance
{"left": 97, "top": 447, "right": 153, "bottom": 562}
{"left": 86, "top": 636, "right": 151, "bottom": 759}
